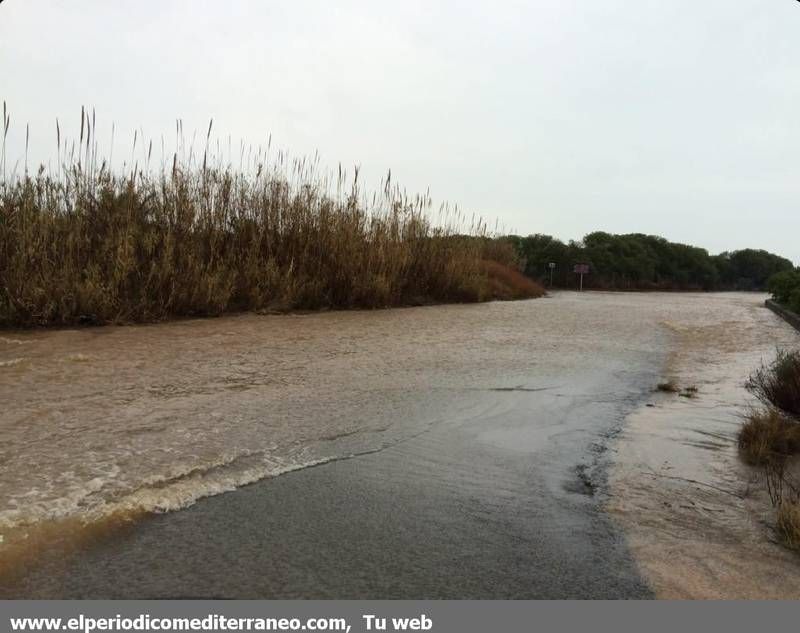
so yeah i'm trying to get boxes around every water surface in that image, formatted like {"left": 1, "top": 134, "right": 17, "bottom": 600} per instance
{"left": 1, "top": 292, "right": 793, "bottom": 597}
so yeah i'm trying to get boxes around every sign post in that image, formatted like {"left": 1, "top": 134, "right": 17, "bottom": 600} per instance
{"left": 548, "top": 262, "right": 556, "bottom": 287}
{"left": 573, "top": 263, "right": 590, "bottom": 291}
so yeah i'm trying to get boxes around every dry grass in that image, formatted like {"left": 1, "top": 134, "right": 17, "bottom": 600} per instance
{"left": 776, "top": 502, "right": 800, "bottom": 551}
{"left": 738, "top": 408, "right": 800, "bottom": 466}
{"left": 0, "top": 110, "right": 541, "bottom": 327}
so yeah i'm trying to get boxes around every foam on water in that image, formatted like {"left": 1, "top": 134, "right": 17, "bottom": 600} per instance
{"left": 0, "top": 358, "right": 26, "bottom": 368}
{"left": 0, "top": 337, "right": 30, "bottom": 345}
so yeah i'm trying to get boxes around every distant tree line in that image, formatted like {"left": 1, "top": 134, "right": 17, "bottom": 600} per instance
{"left": 500, "top": 232, "right": 794, "bottom": 291}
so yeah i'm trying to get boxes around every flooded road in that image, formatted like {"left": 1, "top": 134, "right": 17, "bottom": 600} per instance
{"left": 1, "top": 292, "right": 798, "bottom": 597}
{"left": 609, "top": 295, "right": 800, "bottom": 598}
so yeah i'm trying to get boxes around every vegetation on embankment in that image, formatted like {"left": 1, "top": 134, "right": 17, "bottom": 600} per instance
{"left": 0, "top": 112, "right": 542, "bottom": 328}
{"left": 738, "top": 350, "right": 800, "bottom": 549}
{"left": 767, "top": 269, "right": 800, "bottom": 315}
{"left": 501, "top": 232, "right": 794, "bottom": 291}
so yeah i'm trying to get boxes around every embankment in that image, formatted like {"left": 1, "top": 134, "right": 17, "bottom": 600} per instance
{"left": 766, "top": 299, "right": 800, "bottom": 332}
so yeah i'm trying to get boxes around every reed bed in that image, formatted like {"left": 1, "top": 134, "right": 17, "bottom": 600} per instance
{"left": 0, "top": 108, "right": 541, "bottom": 327}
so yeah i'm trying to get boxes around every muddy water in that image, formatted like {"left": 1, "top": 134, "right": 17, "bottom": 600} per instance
{"left": 0, "top": 292, "right": 797, "bottom": 597}
{"left": 609, "top": 295, "right": 800, "bottom": 598}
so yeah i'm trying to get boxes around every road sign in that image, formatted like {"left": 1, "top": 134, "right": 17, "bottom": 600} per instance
{"left": 547, "top": 262, "right": 556, "bottom": 287}
{"left": 573, "top": 263, "right": 589, "bottom": 291}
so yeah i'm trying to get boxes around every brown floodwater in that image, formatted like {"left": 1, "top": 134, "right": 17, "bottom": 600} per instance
{"left": 0, "top": 294, "right": 660, "bottom": 538}
{"left": 608, "top": 294, "right": 800, "bottom": 598}
{"left": 0, "top": 292, "right": 798, "bottom": 597}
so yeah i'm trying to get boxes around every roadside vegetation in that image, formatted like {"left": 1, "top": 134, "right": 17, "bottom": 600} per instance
{"left": 738, "top": 350, "right": 800, "bottom": 549}
{"left": 0, "top": 108, "right": 542, "bottom": 328}
{"left": 502, "top": 232, "right": 793, "bottom": 291}
{"left": 767, "top": 269, "right": 800, "bottom": 315}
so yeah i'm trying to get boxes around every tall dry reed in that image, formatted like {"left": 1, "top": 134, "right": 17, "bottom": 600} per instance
{"left": 0, "top": 109, "right": 539, "bottom": 327}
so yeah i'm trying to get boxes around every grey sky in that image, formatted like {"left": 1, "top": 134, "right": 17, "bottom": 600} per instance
{"left": 2, "top": 0, "right": 799, "bottom": 263}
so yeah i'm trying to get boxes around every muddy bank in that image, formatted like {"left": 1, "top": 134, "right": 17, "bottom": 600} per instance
{"left": 608, "top": 294, "right": 800, "bottom": 598}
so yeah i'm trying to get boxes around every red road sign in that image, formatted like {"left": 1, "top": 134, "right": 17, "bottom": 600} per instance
{"left": 573, "top": 263, "right": 590, "bottom": 274}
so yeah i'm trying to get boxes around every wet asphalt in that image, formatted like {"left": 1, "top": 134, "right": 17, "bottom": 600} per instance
{"left": 4, "top": 369, "right": 657, "bottom": 598}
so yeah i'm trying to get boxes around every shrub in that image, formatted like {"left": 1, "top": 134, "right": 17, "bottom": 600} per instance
{"left": 767, "top": 269, "right": 800, "bottom": 306}
{"left": 740, "top": 350, "right": 800, "bottom": 552}
{"left": 790, "top": 288, "right": 800, "bottom": 315}
{"left": 746, "top": 350, "right": 800, "bottom": 417}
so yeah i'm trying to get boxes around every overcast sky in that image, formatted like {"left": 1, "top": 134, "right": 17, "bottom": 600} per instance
{"left": 2, "top": 1, "right": 799, "bottom": 262}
